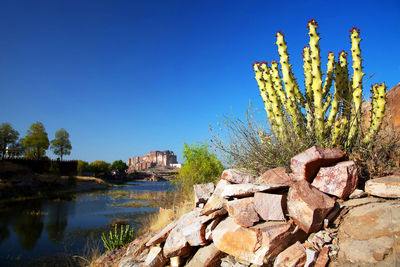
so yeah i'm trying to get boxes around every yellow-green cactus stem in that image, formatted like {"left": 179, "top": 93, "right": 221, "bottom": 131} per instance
{"left": 303, "top": 46, "right": 313, "bottom": 104}
{"left": 326, "top": 63, "right": 340, "bottom": 131}
{"left": 270, "top": 60, "right": 287, "bottom": 108}
{"left": 302, "top": 46, "right": 314, "bottom": 134}
{"left": 347, "top": 27, "right": 364, "bottom": 146}
{"left": 260, "top": 62, "right": 284, "bottom": 138}
{"left": 363, "top": 83, "right": 386, "bottom": 144}
{"left": 331, "top": 117, "right": 348, "bottom": 146}
{"left": 338, "top": 51, "right": 352, "bottom": 117}
{"left": 308, "top": 19, "right": 324, "bottom": 141}
{"left": 276, "top": 31, "right": 305, "bottom": 136}
{"left": 322, "top": 51, "right": 335, "bottom": 99}
{"left": 253, "top": 62, "right": 278, "bottom": 135}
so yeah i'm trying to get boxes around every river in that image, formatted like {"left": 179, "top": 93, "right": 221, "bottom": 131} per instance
{"left": 0, "top": 181, "right": 174, "bottom": 266}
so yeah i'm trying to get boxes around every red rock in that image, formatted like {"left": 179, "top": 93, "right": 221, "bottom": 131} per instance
{"left": 194, "top": 183, "right": 215, "bottom": 207}
{"left": 212, "top": 217, "right": 262, "bottom": 264}
{"left": 365, "top": 175, "right": 400, "bottom": 198}
{"left": 290, "top": 146, "right": 345, "bottom": 182}
{"left": 226, "top": 197, "right": 260, "bottom": 227}
{"left": 273, "top": 241, "right": 306, "bottom": 267}
{"left": 212, "top": 218, "right": 306, "bottom": 265}
{"left": 141, "top": 246, "right": 167, "bottom": 267}
{"left": 349, "top": 189, "right": 366, "bottom": 199}
{"left": 221, "top": 169, "right": 256, "bottom": 184}
{"left": 185, "top": 243, "right": 224, "bottom": 267}
{"left": 255, "top": 220, "right": 308, "bottom": 259}
{"left": 221, "top": 183, "right": 288, "bottom": 198}
{"left": 287, "top": 180, "right": 335, "bottom": 233}
{"left": 257, "top": 167, "right": 294, "bottom": 186}
{"left": 312, "top": 161, "right": 358, "bottom": 199}
{"left": 202, "top": 179, "right": 230, "bottom": 216}
{"left": 146, "top": 220, "right": 177, "bottom": 247}
{"left": 254, "top": 192, "right": 286, "bottom": 221}
{"left": 314, "top": 247, "right": 329, "bottom": 267}
{"left": 163, "top": 226, "right": 191, "bottom": 258}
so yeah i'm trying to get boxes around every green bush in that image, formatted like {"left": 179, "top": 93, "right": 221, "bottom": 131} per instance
{"left": 77, "top": 160, "right": 89, "bottom": 175}
{"left": 173, "top": 142, "right": 224, "bottom": 194}
{"left": 101, "top": 224, "right": 134, "bottom": 251}
{"left": 90, "top": 161, "right": 110, "bottom": 176}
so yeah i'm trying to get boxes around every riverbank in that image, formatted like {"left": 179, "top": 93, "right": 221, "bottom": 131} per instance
{"left": 0, "top": 174, "right": 110, "bottom": 203}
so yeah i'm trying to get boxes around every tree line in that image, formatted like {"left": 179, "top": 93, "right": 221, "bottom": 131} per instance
{"left": 0, "top": 122, "right": 71, "bottom": 160}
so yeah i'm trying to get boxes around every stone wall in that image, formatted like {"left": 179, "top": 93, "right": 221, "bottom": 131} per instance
{"left": 127, "top": 150, "right": 178, "bottom": 171}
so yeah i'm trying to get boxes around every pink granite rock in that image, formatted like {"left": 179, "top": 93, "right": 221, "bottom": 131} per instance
{"left": 141, "top": 246, "right": 168, "bottom": 267}
{"left": 257, "top": 167, "right": 294, "bottom": 186}
{"left": 205, "top": 217, "right": 224, "bottom": 241}
{"left": 146, "top": 220, "right": 177, "bottom": 247}
{"left": 221, "top": 169, "right": 256, "bottom": 184}
{"left": 201, "top": 179, "right": 230, "bottom": 216}
{"left": 287, "top": 180, "right": 335, "bottom": 233}
{"left": 291, "top": 146, "right": 345, "bottom": 182}
{"left": 273, "top": 241, "right": 306, "bottom": 267}
{"left": 226, "top": 197, "right": 260, "bottom": 227}
{"left": 194, "top": 182, "right": 215, "bottom": 207}
{"left": 365, "top": 175, "right": 400, "bottom": 198}
{"left": 212, "top": 218, "right": 306, "bottom": 265}
{"left": 221, "top": 183, "right": 287, "bottom": 198}
{"left": 185, "top": 243, "right": 224, "bottom": 267}
{"left": 254, "top": 192, "right": 286, "bottom": 221}
{"left": 312, "top": 161, "right": 358, "bottom": 199}
{"left": 314, "top": 247, "right": 330, "bottom": 267}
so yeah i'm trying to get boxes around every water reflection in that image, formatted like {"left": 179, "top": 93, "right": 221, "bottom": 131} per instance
{"left": 46, "top": 202, "right": 68, "bottom": 243}
{"left": 0, "top": 181, "right": 172, "bottom": 265}
{"left": 14, "top": 212, "right": 44, "bottom": 250}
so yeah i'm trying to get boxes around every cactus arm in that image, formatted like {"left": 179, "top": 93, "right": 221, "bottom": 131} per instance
{"left": 363, "top": 83, "right": 386, "bottom": 144}
{"left": 260, "top": 62, "right": 285, "bottom": 138}
{"left": 302, "top": 46, "right": 314, "bottom": 134}
{"left": 323, "top": 94, "right": 333, "bottom": 116}
{"left": 331, "top": 117, "right": 348, "bottom": 146}
{"left": 276, "top": 31, "right": 305, "bottom": 136}
{"left": 303, "top": 46, "right": 313, "bottom": 105}
{"left": 322, "top": 51, "right": 335, "bottom": 99}
{"left": 308, "top": 19, "right": 324, "bottom": 141}
{"left": 347, "top": 27, "right": 364, "bottom": 147}
{"left": 253, "top": 62, "right": 278, "bottom": 135}
{"left": 270, "top": 60, "right": 287, "bottom": 108}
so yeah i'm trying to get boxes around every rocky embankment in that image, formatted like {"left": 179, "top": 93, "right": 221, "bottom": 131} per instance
{"left": 94, "top": 146, "right": 400, "bottom": 267}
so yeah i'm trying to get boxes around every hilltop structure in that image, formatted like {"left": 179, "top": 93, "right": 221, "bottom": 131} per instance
{"left": 127, "top": 150, "right": 179, "bottom": 171}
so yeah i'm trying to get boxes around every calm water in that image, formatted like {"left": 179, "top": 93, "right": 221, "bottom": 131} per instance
{"left": 0, "top": 181, "right": 173, "bottom": 266}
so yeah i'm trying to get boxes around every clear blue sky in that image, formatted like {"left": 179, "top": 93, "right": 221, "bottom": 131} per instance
{"left": 1, "top": 0, "right": 399, "bottom": 163}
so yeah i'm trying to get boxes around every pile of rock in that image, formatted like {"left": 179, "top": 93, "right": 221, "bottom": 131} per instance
{"left": 95, "top": 145, "right": 400, "bottom": 267}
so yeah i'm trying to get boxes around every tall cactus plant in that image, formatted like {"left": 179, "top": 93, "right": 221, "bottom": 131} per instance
{"left": 253, "top": 19, "right": 386, "bottom": 150}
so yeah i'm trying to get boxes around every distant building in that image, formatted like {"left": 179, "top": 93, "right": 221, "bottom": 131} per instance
{"left": 127, "top": 150, "right": 178, "bottom": 171}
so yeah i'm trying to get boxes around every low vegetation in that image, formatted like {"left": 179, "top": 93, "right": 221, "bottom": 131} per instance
{"left": 101, "top": 224, "right": 134, "bottom": 251}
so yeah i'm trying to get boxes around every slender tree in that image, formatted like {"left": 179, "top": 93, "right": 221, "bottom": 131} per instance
{"left": 50, "top": 128, "right": 72, "bottom": 160}
{"left": 0, "top": 123, "right": 20, "bottom": 159}
{"left": 22, "top": 122, "right": 49, "bottom": 160}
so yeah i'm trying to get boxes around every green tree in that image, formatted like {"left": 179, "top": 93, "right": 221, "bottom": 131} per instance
{"left": 174, "top": 142, "right": 224, "bottom": 193}
{"left": 22, "top": 122, "right": 49, "bottom": 160}
{"left": 77, "top": 160, "right": 89, "bottom": 175}
{"left": 90, "top": 160, "right": 110, "bottom": 176}
{"left": 50, "top": 128, "right": 72, "bottom": 160}
{"left": 111, "top": 160, "right": 128, "bottom": 174}
{"left": 0, "top": 123, "right": 19, "bottom": 159}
